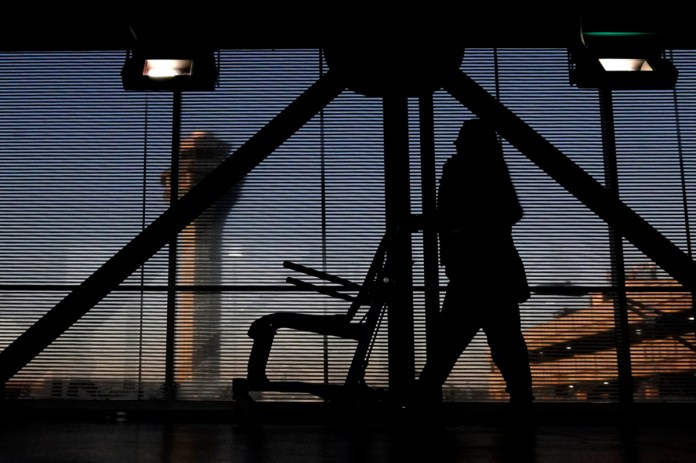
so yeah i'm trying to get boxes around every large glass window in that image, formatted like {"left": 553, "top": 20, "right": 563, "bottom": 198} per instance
{"left": 0, "top": 48, "right": 694, "bottom": 404}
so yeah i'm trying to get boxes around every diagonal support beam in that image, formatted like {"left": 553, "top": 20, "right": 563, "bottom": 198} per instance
{"left": 0, "top": 70, "right": 346, "bottom": 383}
{"left": 443, "top": 69, "right": 696, "bottom": 292}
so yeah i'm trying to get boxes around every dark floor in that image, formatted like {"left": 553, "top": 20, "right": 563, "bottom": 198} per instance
{"left": 2, "top": 401, "right": 695, "bottom": 462}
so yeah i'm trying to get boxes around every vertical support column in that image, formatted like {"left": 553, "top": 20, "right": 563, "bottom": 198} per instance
{"left": 164, "top": 90, "right": 182, "bottom": 401}
{"left": 418, "top": 94, "right": 441, "bottom": 379}
{"left": 383, "top": 95, "right": 414, "bottom": 405}
{"left": 599, "top": 88, "right": 634, "bottom": 404}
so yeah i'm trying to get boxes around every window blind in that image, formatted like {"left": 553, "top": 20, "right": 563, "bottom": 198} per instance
{"left": 0, "top": 48, "right": 694, "bottom": 404}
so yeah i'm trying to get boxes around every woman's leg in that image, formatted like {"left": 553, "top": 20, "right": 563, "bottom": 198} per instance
{"left": 417, "top": 281, "right": 480, "bottom": 402}
{"left": 484, "top": 301, "right": 534, "bottom": 404}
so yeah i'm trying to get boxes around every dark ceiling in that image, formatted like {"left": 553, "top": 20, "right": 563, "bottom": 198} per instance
{"left": 0, "top": 9, "right": 693, "bottom": 51}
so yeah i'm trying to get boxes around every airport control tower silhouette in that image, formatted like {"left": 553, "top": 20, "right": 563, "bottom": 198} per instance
{"left": 161, "top": 131, "right": 239, "bottom": 394}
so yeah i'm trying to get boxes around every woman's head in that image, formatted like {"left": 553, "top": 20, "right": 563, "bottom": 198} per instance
{"left": 454, "top": 118, "right": 499, "bottom": 152}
